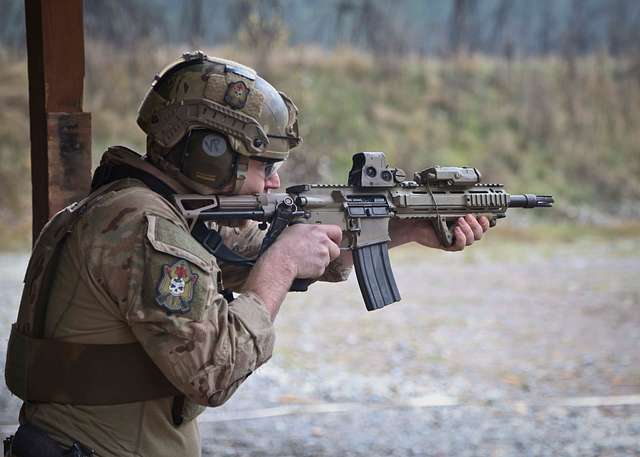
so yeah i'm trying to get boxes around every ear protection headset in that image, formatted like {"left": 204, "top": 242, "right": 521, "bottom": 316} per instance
{"left": 173, "top": 128, "right": 240, "bottom": 190}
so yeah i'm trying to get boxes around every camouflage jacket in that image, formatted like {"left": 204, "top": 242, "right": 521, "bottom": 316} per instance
{"left": 22, "top": 147, "right": 351, "bottom": 457}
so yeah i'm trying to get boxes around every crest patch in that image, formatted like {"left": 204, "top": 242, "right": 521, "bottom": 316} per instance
{"left": 224, "top": 81, "right": 249, "bottom": 109}
{"left": 156, "top": 259, "right": 199, "bottom": 314}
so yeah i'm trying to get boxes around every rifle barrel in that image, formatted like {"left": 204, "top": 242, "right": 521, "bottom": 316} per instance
{"left": 509, "top": 194, "right": 554, "bottom": 208}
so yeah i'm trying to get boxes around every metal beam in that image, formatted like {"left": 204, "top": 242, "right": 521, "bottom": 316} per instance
{"left": 25, "top": 0, "right": 91, "bottom": 242}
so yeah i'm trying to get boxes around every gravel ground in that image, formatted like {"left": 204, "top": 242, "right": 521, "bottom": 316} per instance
{"left": 1, "top": 235, "right": 639, "bottom": 456}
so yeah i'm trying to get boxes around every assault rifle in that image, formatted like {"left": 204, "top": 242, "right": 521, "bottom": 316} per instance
{"left": 175, "top": 152, "right": 553, "bottom": 311}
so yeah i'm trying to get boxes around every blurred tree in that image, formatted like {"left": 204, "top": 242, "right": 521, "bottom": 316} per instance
{"left": 564, "top": 0, "right": 597, "bottom": 57}
{"left": 181, "top": 0, "right": 205, "bottom": 48}
{"left": 334, "top": 0, "right": 357, "bottom": 46}
{"left": 352, "top": 0, "right": 407, "bottom": 56}
{"left": 232, "top": 0, "right": 289, "bottom": 75}
{"left": 606, "top": 0, "right": 640, "bottom": 56}
{"left": 0, "top": 0, "right": 25, "bottom": 51}
{"left": 449, "top": 0, "right": 477, "bottom": 55}
{"left": 537, "top": 0, "right": 557, "bottom": 55}
{"left": 489, "top": 0, "right": 513, "bottom": 58}
{"left": 84, "top": 0, "right": 167, "bottom": 47}
{"left": 2, "top": 0, "right": 640, "bottom": 61}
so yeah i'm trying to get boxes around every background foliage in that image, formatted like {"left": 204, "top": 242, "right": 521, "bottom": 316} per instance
{"left": 0, "top": 0, "right": 639, "bottom": 248}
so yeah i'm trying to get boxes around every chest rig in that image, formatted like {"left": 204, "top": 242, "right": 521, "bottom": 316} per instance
{"left": 4, "top": 180, "right": 182, "bottom": 408}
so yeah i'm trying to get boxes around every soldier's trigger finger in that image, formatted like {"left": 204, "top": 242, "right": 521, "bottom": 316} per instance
{"left": 321, "top": 225, "right": 343, "bottom": 244}
{"left": 327, "top": 242, "right": 341, "bottom": 261}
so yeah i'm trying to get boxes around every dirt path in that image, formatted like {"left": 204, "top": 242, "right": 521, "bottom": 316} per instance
{"left": 1, "top": 237, "right": 639, "bottom": 456}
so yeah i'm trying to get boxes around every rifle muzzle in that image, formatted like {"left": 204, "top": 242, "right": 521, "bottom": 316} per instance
{"left": 509, "top": 194, "right": 554, "bottom": 208}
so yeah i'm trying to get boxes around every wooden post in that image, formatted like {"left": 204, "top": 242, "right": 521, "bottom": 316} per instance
{"left": 25, "top": 0, "right": 91, "bottom": 243}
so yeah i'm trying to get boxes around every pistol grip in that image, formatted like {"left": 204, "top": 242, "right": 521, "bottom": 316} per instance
{"left": 352, "top": 242, "right": 401, "bottom": 311}
{"left": 290, "top": 278, "right": 315, "bottom": 292}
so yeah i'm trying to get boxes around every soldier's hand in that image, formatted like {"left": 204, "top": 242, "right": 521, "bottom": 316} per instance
{"left": 269, "top": 224, "right": 342, "bottom": 278}
{"left": 245, "top": 224, "right": 342, "bottom": 320}
{"left": 389, "top": 215, "right": 490, "bottom": 251}
{"left": 445, "top": 215, "right": 491, "bottom": 251}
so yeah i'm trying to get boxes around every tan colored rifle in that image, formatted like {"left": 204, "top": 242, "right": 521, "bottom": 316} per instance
{"left": 175, "top": 152, "right": 553, "bottom": 311}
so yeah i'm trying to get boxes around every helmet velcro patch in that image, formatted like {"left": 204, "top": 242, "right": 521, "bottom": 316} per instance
{"left": 224, "top": 81, "right": 250, "bottom": 109}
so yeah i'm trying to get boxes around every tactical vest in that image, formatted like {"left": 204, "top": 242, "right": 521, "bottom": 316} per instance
{"left": 5, "top": 149, "right": 261, "bottom": 419}
{"left": 4, "top": 180, "right": 181, "bottom": 407}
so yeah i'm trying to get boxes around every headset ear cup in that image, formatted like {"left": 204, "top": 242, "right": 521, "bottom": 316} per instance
{"left": 182, "top": 130, "right": 237, "bottom": 189}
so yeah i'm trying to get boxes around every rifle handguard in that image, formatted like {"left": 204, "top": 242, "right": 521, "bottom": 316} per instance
{"left": 352, "top": 242, "right": 401, "bottom": 311}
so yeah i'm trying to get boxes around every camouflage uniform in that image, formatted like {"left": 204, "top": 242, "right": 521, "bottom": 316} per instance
{"left": 11, "top": 53, "right": 351, "bottom": 456}
{"left": 19, "top": 147, "right": 286, "bottom": 457}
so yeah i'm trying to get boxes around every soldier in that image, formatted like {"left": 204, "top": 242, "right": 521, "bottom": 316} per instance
{"left": 4, "top": 52, "right": 489, "bottom": 457}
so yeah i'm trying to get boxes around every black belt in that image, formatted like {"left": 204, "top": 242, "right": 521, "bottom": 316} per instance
{"left": 5, "top": 423, "right": 94, "bottom": 457}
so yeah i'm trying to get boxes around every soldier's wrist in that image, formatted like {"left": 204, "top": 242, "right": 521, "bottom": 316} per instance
{"left": 256, "top": 248, "right": 298, "bottom": 282}
{"left": 388, "top": 218, "right": 412, "bottom": 247}
{"left": 244, "top": 250, "right": 297, "bottom": 320}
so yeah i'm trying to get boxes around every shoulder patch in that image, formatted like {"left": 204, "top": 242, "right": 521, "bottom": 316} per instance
{"left": 146, "top": 214, "right": 213, "bottom": 273}
{"left": 156, "top": 259, "right": 199, "bottom": 314}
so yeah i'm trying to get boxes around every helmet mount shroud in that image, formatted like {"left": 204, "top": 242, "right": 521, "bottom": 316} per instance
{"left": 137, "top": 51, "right": 301, "bottom": 194}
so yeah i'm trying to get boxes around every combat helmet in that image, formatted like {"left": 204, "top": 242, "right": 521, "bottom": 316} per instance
{"left": 137, "top": 51, "right": 302, "bottom": 194}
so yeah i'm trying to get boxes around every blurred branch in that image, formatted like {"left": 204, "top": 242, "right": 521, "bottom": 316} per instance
{"left": 84, "top": 0, "right": 167, "bottom": 47}
{"left": 232, "top": 0, "right": 289, "bottom": 75}
{"left": 182, "top": 0, "right": 205, "bottom": 48}
{"left": 449, "top": 0, "right": 477, "bottom": 56}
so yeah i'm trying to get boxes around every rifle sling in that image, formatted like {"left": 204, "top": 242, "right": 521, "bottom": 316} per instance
{"left": 190, "top": 221, "right": 255, "bottom": 267}
{"left": 93, "top": 162, "right": 257, "bottom": 267}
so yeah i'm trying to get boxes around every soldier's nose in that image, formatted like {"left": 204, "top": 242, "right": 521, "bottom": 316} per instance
{"left": 265, "top": 172, "right": 280, "bottom": 190}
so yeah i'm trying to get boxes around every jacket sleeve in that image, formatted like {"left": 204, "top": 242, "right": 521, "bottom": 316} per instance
{"left": 216, "top": 222, "right": 265, "bottom": 291}
{"left": 124, "top": 214, "right": 275, "bottom": 406}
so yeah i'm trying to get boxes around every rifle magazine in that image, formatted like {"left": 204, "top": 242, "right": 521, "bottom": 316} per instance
{"left": 353, "top": 242, "right": 401, "bottom": 311}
